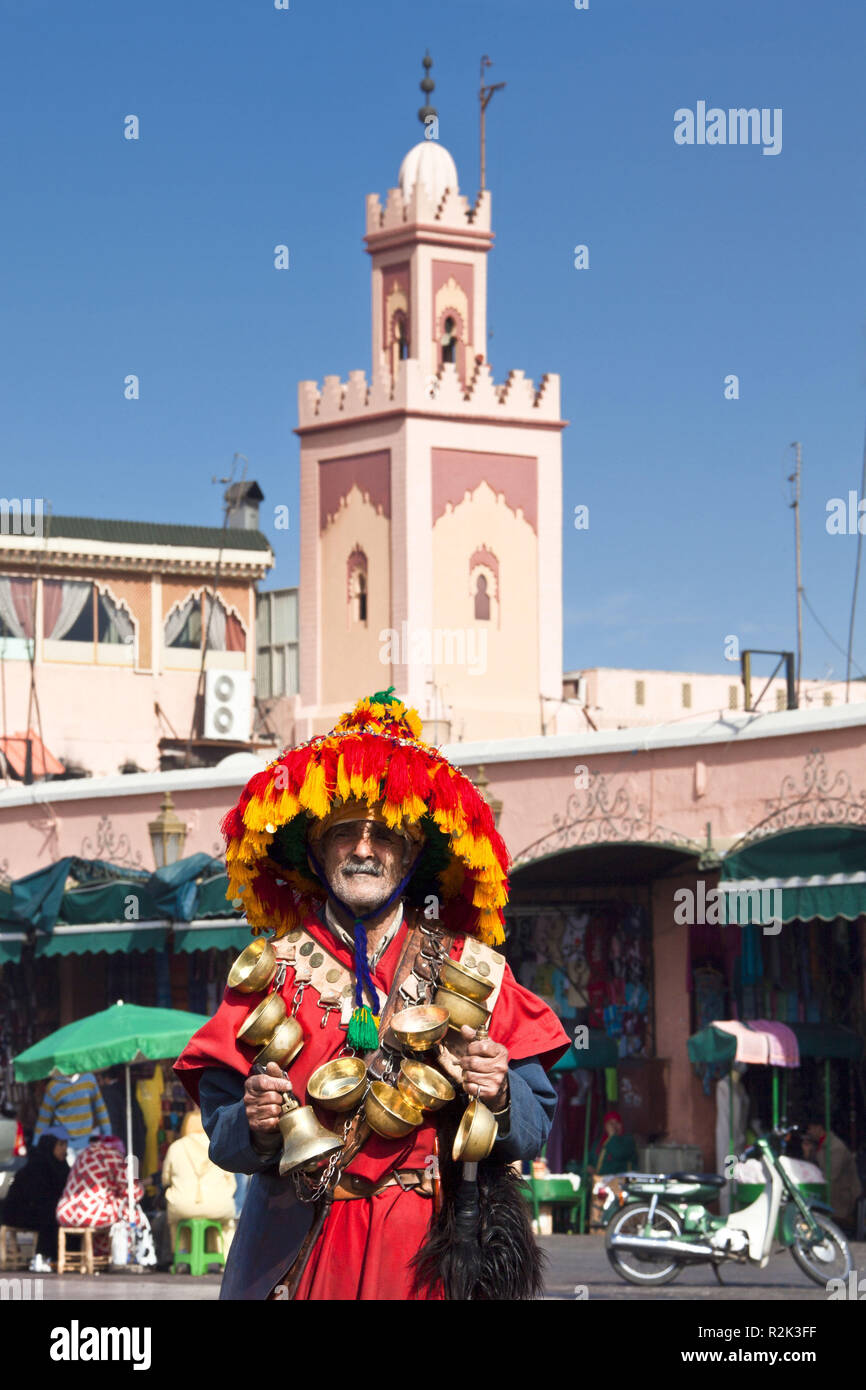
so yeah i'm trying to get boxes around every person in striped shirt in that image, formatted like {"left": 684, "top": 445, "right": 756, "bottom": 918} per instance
{"left": 33, "top": 1073, "right": 111, "bottom": 1155}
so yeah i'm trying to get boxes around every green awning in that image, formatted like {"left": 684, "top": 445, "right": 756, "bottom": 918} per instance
{"left": 0, "top": 929, "right": 26, "bottom": 965}
{"left": 35, "top": 923, "right": 169, "bottom": 957}
{"left": 172, "top": 920, "right": 252, "bottom": 954}
{"left": 687, "top": 1025, "right": 738, "bottom": 1069}
{"left": 790, "top": 1022, "right": 864, "bottom": 1061}
{"left": 58, "top": 879, "right": 162, "bottom": 926}
{"left": 194, "top": 874, "right": 237, "bottom": 918}
{"left": 552, "top": 1029, "right": 619, "bottom": 1072}
{"left": 720, "top": 827, "right": 866, "bottom": 923}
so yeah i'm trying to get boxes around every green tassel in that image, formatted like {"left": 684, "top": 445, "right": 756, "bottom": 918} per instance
{"left": 347, "top": 1006, "right": 379, "bottom": 1050}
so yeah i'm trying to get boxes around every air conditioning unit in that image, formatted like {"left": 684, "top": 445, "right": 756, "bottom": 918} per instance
{"left": 204, "top": 670, "right": 252, "bottom": 741}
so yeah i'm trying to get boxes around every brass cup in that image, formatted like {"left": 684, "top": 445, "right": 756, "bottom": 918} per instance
{"left": 398, "top": 1059, "right": 455, "bottom": 1112}
{"left": 253, "top": 1016, "right": 304, "bottom": 1069}
{"left": 437, "top": 957, "right": 495, "bottom": 1003}
{"left": 227, "top": 937, "right": 277, "bottom": 994}
{"left": 237, "top": 991, "right": 286, "bottom": 1047}
{"left": 452, "top": 1096, "right": 498, "bottom": 1162}
{"left": 277, "top": 1096, "right": 343, "bottom": 1176}
{"left": 434, "top": 985, "right": 490, "bottom": 1034}
{"left": 390, "top": 1005, "right": 450, "bottom": 1053}
{"left": 307, "top": 1056, "right": 368, "bottom": 1113}
{"left": 365, "top": 1081, "right": 424, "bottom": 1139}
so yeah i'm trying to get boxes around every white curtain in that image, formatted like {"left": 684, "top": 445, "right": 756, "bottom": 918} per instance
{"left": 204, "top": 593, "right": 227, "bottom": 651}
{"left": 164, "top": 595, "right": 197, "bottom": 647}
{"left": 98, "top": 591, "right": 134, "bottom": 645}
{"left": 0, "top": 578, "right": 28, "bottom": 638}
{"left": 45, "top": 580, "right": 91, "bottom": 640}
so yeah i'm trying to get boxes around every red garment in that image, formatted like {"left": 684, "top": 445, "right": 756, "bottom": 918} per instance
{"left": 175, "top": 914, "right": 568, "bottom": 1298}
{"left": 56, "top": 1139, "right": 145, "bottom": 1255}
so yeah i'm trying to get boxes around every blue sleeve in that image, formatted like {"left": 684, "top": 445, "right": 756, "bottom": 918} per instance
{"left": 199, "top": 1068, "right": 283, "bottom": 1177}
{"left": 490, "top": 1057, "right": 557, "bottom": 1163}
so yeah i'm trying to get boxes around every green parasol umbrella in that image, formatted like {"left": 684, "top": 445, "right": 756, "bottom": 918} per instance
{"left": 13, "top": 1001, "right": 209, "bottom": 1234}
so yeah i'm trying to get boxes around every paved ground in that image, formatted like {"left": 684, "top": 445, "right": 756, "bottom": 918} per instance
{"left": 541, "top": 1234, "right": 866, "bottom": 1300}
{"left": 8, "top": 1236, "right": 864, "bottom": 1301}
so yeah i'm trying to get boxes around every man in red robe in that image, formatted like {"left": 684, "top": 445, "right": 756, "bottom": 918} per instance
{"left": 175, "top": 691, "right": 568, "bottom": 1299}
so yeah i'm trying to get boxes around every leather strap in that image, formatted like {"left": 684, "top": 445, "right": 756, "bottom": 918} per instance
{"left": 333, "top": 1167, "right": 433, "bottom": 1201}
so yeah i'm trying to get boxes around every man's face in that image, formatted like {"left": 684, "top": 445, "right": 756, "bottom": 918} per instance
{"left": 319, "top": 819, "right": 417, "bottom": 916}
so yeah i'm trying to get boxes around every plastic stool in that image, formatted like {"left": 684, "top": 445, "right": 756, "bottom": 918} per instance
{"left": 171, "top": 1219, "right": 226, "bottom": 1275}
{"left": 0, "top": 1226, "right": 37, "bottom": 1270}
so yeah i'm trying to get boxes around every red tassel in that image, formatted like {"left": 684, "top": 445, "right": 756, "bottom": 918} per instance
{"left": 384, "top": 746, "right": 411, "bottom": 805}
{"left": 362, "top": 735, "right": 389, "bottom": 788}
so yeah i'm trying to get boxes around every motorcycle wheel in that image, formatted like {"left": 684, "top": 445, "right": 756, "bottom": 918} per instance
{"left": 604, "top": 1202, "right": 686, "bottom": 1286}
{"left": 789, "top": 1210, "right": 852, "bottom": 1286}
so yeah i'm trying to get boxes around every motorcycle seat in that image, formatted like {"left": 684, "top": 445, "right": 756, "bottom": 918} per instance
{"left": 669, "top": 1172, "right": 725, "bottom": 1187}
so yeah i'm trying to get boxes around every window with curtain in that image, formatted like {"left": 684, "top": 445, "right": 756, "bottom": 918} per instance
{"left": 165, "top": 595, "right": 202, "bottom": 649}
{"left": 204, "top": 593, "right": 245, "bottom": 651}
{"left": 165, "top": 592, "right": 245, "bottom": 652}
{"left": 43, "top": 579, "right": 94, "bottom": 641}
{"left": 0, "top": 576, "right": 35, "bottom": 640}
{"left": 97, "top": 590, "right": 135, "bottom": 645}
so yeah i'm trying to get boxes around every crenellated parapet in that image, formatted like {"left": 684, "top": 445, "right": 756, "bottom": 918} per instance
{"left": 297, "top": 357, "right": 562, "bottom": 431}
{"left": 365, "top": 179, "right": 492, "bottom": 240}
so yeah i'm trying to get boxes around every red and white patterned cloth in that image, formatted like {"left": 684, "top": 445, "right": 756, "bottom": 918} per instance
{"left": 56, "top": 1138, "right": 144, "bottom": 1242}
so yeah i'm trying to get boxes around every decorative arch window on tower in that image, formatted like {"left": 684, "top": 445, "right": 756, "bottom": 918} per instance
{"left": 440, "top": 315, "right": 458, "bottom": 365}
{"left": 347, "top": 550, "right": 368, "bottom": 626}
{"left": 468, "top": 552, "right": 498, "bottom": 626}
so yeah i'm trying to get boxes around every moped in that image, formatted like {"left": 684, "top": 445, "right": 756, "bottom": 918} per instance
{"left": 602, "top": 1125, "right": 852, "bottom": 1287}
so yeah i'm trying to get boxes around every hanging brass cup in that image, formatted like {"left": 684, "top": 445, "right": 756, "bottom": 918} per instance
{"left": 227, "top": 937, "right": 277, "bottom": 994}
{"left": 237, "top": 991, "right": 287, "bottom": 1047}
{"left": 307, "top": 1056, "right": 368, "bottom": 1112}
{"left": 452, "top": 1096, "right": 498, "bottom": 1162}
{"left": 278, "top": 1093, "right": 343, "bottom": 1176}
{"left": 437, "top": 957, "right": 495, "bottom": 1003}
{"left": 365, "top": 1081, "right": 424, "bottom": 1138}
{"left": 390, "top": 1005, "right": 450, "bottom": 1053}
{"left": 397, "top": 1060, "right": 455, "bottom": 1112}
{"left": 253, "top": 1016, "right": 304, "bottom": 1069}
{"left": 434, "top": 985, "right": 490, "bottom": 1034}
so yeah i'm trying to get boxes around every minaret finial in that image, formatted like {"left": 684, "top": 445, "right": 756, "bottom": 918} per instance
{"left": 417, "top": 50, "right": 437, "bottom": 125}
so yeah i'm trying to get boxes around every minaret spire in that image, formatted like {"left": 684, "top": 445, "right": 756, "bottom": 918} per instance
{"left": 417, "top": 50, "right": 437, "bottom": 126}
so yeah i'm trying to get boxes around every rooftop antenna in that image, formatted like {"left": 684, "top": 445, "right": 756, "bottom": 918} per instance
{"left": 183, "top": 453, "right": 248, "bottom": 768}
{"left": 788, "top": 442, "right": 803, "bottom": 701}
{"left": 479, "top": 55, "right": 505, "bottom": 192}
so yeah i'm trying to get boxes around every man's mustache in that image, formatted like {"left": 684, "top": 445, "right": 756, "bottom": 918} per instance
{"left": 340, "top": 860, "right": 385, "bottom": 878}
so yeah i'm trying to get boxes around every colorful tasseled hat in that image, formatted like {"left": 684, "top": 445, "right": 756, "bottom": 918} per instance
{"left": 222, "top": 687, "right": 509, "bottom": 944}
{"left": 221, "top": 689, "right": 510, "bottom": 1048}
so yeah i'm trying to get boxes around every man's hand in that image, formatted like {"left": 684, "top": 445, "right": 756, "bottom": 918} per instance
{"left": 437, "top": 1025, "right": 510, "bottom": 1111}
{"left": 244, "top": 1061, "right": 290, "bottom": 1135}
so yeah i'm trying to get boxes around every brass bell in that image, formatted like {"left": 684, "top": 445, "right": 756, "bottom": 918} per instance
{"left": 278, "top": 1091, "right": 343, "bottom": 1176}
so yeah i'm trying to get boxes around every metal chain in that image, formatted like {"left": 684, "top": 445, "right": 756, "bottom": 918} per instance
{"left": 291, "top": 1110, "right": 360, "bottom": 1204}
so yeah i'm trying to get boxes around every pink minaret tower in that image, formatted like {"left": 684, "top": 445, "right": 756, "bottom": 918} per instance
{"left": 296, "top": 54, "right": 567, "bottom": 742}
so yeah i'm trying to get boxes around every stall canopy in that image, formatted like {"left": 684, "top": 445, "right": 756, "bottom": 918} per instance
{"left": 720, "top": 826, "right": 866, "bottom": 924}
{"left": 1, "top": 853, "right": 245, "bottom": 956}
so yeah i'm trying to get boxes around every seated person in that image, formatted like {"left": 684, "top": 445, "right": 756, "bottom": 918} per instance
{"left": 802, "top": 1122, "right": 863, "bottom": 1230}
{"left": 586, "top": 1110, "right": 639, "bottom": 1228}
{"left": 162, "top": 1109, "right": 236, "bottom": 1260}
{"left": 3, "top": 1124, "right": 70, "bottom": 1272}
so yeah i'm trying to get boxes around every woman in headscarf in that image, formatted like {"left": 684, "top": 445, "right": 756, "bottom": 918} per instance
{"left": 56, "top": 1132, "right": 150, "bottom": 1262}
{"left": 3, "top": 1124, "right": 70, "bottom": 1269}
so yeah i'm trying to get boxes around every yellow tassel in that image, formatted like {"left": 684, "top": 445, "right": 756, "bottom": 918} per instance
{"left": 299, "top": 760, "right": 331, "bottom": 818}
{"left": 336, "top": 753, "right": 352, "bottom": 802}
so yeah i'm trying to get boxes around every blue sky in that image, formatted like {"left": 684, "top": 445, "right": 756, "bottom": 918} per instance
{"left": 2, "top": 0, "right": 864, "bottom": 682}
